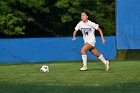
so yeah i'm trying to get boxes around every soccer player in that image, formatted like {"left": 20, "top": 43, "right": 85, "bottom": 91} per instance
{"left": 72, "top": 11, "right": 109, "bottom": 71}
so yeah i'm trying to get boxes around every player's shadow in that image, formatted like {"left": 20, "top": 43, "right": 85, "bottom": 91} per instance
{"left": 88, "top": 68, "right": 104, "bottom": 71}
{"left": 88, "top": 68, "right": 112, "bottom": 71}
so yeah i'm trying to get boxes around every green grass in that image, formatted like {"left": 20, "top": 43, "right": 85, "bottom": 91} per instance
{"left": 0, "top": 61, "right": 140, "bottom": 93}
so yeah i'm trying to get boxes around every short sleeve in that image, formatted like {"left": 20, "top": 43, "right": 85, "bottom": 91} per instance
{"left": 75, "top": 22, "right": 81, "bottom": 31}
{"left": 92, "top": 22, "right": 99, "bottom": 30}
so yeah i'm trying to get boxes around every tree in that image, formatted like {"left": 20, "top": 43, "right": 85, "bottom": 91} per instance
{"left": 0, "top": 0, "right": 115, "bottom": 37}
{"left": 55, "top": 0, "right": 115, "bottom": 36}
{"left": 0, "top": 0, "right": 49, "bottom": 37}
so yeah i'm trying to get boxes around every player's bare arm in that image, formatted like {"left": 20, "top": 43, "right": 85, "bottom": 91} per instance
{"left": 72, "top": 30, "right": 79, "bottom": 40}
{"left": 97, "top": 27, "right": 106, "bottom": 44}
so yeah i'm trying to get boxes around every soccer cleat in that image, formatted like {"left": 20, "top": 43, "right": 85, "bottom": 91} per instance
{"left": 105, "top": 60, "right": 109, "bottom": 71}
{"left": 79, "top": 66, "right": 87, "bottom": 71}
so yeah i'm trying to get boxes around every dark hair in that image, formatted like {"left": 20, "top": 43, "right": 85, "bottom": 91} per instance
{"left": 81, "top": 10, "right": 89, "bottom": 16}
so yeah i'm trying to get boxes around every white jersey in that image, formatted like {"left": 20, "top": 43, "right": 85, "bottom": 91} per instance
{"left": 75, "top": 20, "right": 99, "bottom": 46}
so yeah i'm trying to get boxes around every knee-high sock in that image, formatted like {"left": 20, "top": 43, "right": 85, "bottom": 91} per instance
{"left": 82, "top": 55, "right": 87, "bottom": 67}
{"left": 98, "top": 54, "right": 107, "bottom": 64}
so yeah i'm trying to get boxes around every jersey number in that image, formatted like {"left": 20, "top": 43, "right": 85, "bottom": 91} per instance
{"left": 84, "top": 31, "right": 88, "bottom": 36}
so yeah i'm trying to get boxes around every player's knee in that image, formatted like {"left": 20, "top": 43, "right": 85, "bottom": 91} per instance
{"left": 81, "top": 48, "right": 86, "bottom": 55}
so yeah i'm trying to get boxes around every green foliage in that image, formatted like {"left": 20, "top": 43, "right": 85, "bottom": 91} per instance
{"left": 0, "top": 13, "right": 25, "bottom": 35}
{"left": 0, "top": 0, "right": 115, "bottom": 37}
{"left": 55, "top": 0, "right": 81, "bottom": 20}
{"left": 55, "top": 0, "right": 115, "bottom": 36}
{"left": 0, "top": 0, "right": 49, "bottom": 36}
{"left": 61, "top": 14, "right": 73, "bottom": 23}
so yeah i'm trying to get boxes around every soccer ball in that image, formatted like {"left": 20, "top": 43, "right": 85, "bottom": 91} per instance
{"left": 40, "top": 65, "right": 49, "bottom": 72}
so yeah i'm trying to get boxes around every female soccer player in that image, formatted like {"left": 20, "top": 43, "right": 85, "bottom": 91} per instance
{"left": 72, "top": 11, "right": 109, "bottom": 71}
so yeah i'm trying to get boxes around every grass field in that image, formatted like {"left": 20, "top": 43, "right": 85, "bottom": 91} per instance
{"left": 0, "top": 61, "right": 140, "bottom": 93}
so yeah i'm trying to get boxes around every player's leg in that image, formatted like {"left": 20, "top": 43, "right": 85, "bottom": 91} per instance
{"left": 89, "top": 48, "right": 109, "bottom": 71}
{"left": 80, "top": 43, "right": 93, "bottom": 71}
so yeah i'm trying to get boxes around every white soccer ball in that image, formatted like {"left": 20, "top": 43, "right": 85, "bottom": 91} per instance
{"left": 40, "top": 65, "right": 49, "bottom": 72}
